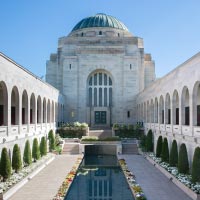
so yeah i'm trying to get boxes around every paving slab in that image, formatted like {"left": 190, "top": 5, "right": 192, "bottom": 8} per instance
{"left": 119, "top": 155, "right": 192, "bottom": 200}
{"left": 9, "top": 155, "right": 80, "bottom": 200}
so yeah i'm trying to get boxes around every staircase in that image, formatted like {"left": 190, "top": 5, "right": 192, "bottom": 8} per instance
{"left": 89, "top": 128, "right": 112, "bottom": 139}
{"left": 62, "top": 143, "right": 79, "bottom": 154}
{"left": 122, "top": 140, "right": 138, "bottom": 154}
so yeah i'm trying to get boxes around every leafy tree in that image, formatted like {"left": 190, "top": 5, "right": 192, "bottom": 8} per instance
{"left": 178, "top": 143, "right": 189, "bottom": 174}
{"left": 146, "top": 129, "right": 153, "bottom": 152}
{"left": 23, "top": 140, "right": 32, "bottom": 166}
{"left": 12, "top": 144, "right": 22, "bottom": 173}
{"left": 169, "top": 140, "right": 178, "bottom": 167}
{"left": 40, "top": 137, "right": 47, "bottom": 157}
{"left": 48, "top": 130, "right": 55, "bottom": 151}
{"left": 192, "top": 147, "right": 200, "bottom": 183}
{"left": 156, "top": 136, "right": 162, "bottom": 157}
{"left": 161, "top": 138, "right": 169, "bottom": 162}
{"left": 32, "top": 138, "right": 40, "bottom": 162}
{"left": 0, "top": 148, "right": 11, "bottom": 181}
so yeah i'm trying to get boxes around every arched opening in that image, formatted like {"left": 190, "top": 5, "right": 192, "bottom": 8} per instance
{"left": 147, "top": 101, "right": 150, "bottom": 123}
{"left": 30, "top": 93, "right": 36, "bottom": 124}
{"left": 0, "top": 81, "right": 8, "bottom": 126}
{"left": 11, "top": 86, "right": 19, "bottom": 125}
{"left": 181, "top": 87, "right": 190, "bottom": 125}
{"left": 172, "top": 90, "right": 179, "bottom": 125}
{"left": 51, "top": 101, "right": 54, "bottom": 123}
{"left": 144, "top": 102, "right": 146, "bottom": 123}
{"left": 165, "top": 93, "right": 171, "bottom": 124}
{"left": 37, "top": 96, "right": 42, "bottom": 123}
{"left": 193, "top": 82, "right": 200, "bottom": 126}
{"left": 159, "top": 96, "right": 164, "bottom": 124}
{"left": 47, "top": 100, "right": 51, "bottom": 123}
{"left": 22, "top": 90, "right": 28, "bottom": 124}
{"left": 43, "top": 98, "right": 46, "bottom": 123}
{"left": 151, "top": 99, "right": 154, "bottom": 123}
{"left": 155, "top": 98, "right": 158, "bottom": 123}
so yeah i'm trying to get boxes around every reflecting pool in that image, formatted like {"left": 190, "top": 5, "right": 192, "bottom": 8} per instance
{"left": 65, "top": 155, "right": 134, "bottom": 200}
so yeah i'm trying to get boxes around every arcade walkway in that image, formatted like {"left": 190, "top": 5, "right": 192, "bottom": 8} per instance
{"left": 119, "top": 155, "right": 192, "bottom": 200}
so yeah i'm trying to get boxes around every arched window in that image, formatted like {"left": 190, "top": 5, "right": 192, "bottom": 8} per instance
{"left": 43, "top": 98, "right": 46, "bottom": 123}
{"left": 37, "top": 96, "right": 42, "bottom": 123}
{"left": 87, "top": 72, "right": 113, "bottom": 107}
{"left": 11, "top": 86, "right": 19, "bottom": 125}
{"left": 165, "top": 93, "right": 171, "bottom": 124}
{"left": 22, "top": 90, "right": 28, "bottom": 124}
{"left": 181, "top": 87, "right": 190, "bottom": 125}
{"left": 172, "top": 90, "right": 179, "bottom": 125}
{"left": 30, "top": 93, "right": 36, "bottom": 124}
{"left": 159, "top": 96, "right": 164, "bottom": 124}
{"left": 0, "top": 81, "right": 8, "bottom": 126}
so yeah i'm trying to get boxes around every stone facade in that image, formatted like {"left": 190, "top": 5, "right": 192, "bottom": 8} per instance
{"left": 0, "top": 53, "right": 64, "bottom": 158}
{"left": 46, "top": 14, "right": 155, "bottom": 127}
{"left": 136, "top": 52, "right": 200, "bottom": 164}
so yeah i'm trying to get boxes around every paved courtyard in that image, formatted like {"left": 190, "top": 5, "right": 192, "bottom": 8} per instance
{"left": 9, "top": 155, "right": 80, "bottom": 200}
{"left": 119, "top": 155, "right": 192, "bottom": 200}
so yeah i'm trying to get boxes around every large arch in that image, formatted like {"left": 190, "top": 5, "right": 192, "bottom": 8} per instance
{"left": 43, "top": 98, "right": 46, "bottom": 123}
{"left": 0, "top": 81, "right": 8, "bottom": 126}
{"left": 37, "top": 96, "right": 42, "bottom": 123}
{"left": 47, "top": 99, "right": 51, "bottom": 123}
{"left": 147, "top": 101, "right": 150, "bottom": 123}
{"left": 11, "top": 86, "right": 19, "bottom": 125}
{"left": 51, "top": 100, "right": 54, "bottom": 123}
{"left": 181, "top": 86, "right": 190, "bottom": 125}
{"left": 144, "top": 102, "right": 147, "bottom": 123}
{"left": 30, "top": 93, "right": 36, "bottom": 124}
{"left": 192, "top": 81, "right": 200, "bottom": 126}
{"left": 155, "top": 98, "right": 158, "bottom": 123}
{"left": 172, "top": 90, "right": 179, "bottom": 125}
{"left": 150, "top": 99, "right": 154, "bottom": 123}
{"left": 22, "top": 90, "right": 28, "bottom": 124}
{"left": 159, "top": 95, "right": 164, "bottom": 124}
{"left": 165, "top": 93, "right": 171, "bottom": 124}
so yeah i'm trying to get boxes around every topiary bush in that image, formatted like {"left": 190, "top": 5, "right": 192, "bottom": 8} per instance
{"left": 139, "top": 134, "right": 146, "bottom": 151}
{"left": 156, "top": 136, "right": 162, "bottom": 157}
{"left": 23, "top": 140, "right": 32, "bottom": 166}
{"left": 161, "top": 138, "right": 169, "bottom": 162}
{"left": 48, "top": 130, "right": 55, "bottom": 152}
{"left": 178, "top": 143, "right": 189, "bottom": 174}
{"left": 40, "top": 136, "right": 47, "bottom": 157}
{"left": 0, "top": 148, "right": 11, "bottom": 181}
{"left": 146, "top": 129, "right": 153, "bottom": 152}
{"left": 12, "top": 144, "right": 22, "bottom": 173}
{"left": 32, "top": 138, "right": 40, "bottom": 162}
{"left": 169, "top": 140, "right": 178, "bottom": 167}
{"left": 192, "top": 147, "right": 200, "bottom": 183}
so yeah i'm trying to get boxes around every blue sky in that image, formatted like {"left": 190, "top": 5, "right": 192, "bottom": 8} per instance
{"left": 0, "top": 0, "right": 200, "bottom": 78}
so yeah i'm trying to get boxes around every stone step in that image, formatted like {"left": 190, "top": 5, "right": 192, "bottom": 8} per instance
{"left": 122, "top": 144, "right": 138, "bottom": 154}
{"left": 89, "top": 129, "right": 112, "bottom": 138}
{"left": 62, "top": 143, "right": 79, "bottom": 154}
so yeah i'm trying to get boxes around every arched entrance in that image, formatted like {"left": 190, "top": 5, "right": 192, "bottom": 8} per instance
{"left": 87, "top": 70, "right": 113, "bottom": 127}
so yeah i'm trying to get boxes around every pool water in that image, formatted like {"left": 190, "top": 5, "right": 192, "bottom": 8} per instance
{"left": 65, "top": 155, "right": 134, "bottom": 200}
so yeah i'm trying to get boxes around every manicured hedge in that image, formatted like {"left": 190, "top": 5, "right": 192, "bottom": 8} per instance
{"left": 12, "top": 144, "right": 22, "bottom": 173}
{"left": 161, "top": 138, "right": 169, "bottom": 162}
{"left": 40, "top": 137, "right": 47, "bottom": 157}
{"left": 192, "top": 147, "right": 200, "bottom": 183}
{"left": 178, "top": 143, "right": 189, "bottom": 174}
{"left": 146, "top": 129, "right": 153, "bottom": 152}
{"left": 156, "top": 136, "right": 162, "bottom": 157}
{"left": 0, "top": 148, "right": 11, "bottom": 181}
{"left": 32, "top": 138, "right": 40, "bottom": 162}
{"left": 23, "top": 140, "right": 32, "bottom": 166}
{"left": 48, "top": 130, "right": 55, "bottom": 151}
{"left": 169, "top": 140, "right": 178, "bottom": 167}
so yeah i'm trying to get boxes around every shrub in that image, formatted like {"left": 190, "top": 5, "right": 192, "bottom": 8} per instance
{"left": 140, "top": 134, "right": 146, "bottom": 151}
{"left": 156, "top": 136, "right": 162, "bottom": 157}
{"left": 0, "top": 148, "right": 11, "bottom": 181}
{"left": 178, "top": 143, "right": 189, "bottom": 174}
{"left": 48, "top": 130, "right": 55, "bottom": 151}
{"left": 192, "top": 147, "right": 200, "bottom": 183}
{"left": 161, "top": 138, "right": 169, "bottom": 162}
{"left": 32, "top": 138, "right": 40, "bottom": 162}
{"left": 12, "top": 144, "right": 22, "bottom": 173}
{"left": 23, "top": 140, "right": 32, "bottom": 166}
{"left": 146, "top": 130, "right": 153, "bottom": 152}
{"left": 169, "top": 140, "right": 178, "bottom": 167}
{"left": 40, "top": 137, "right": 47, "bottom": 157}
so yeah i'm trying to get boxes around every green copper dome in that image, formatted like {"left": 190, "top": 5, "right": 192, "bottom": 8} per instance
{"left": 71, "top": 13, "right": 129, "bottom": 32}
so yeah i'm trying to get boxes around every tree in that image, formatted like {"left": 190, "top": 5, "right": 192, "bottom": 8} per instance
{"left": 192, "top": 147, "right": 200, "bottom": 183}
{"left": 32, "top": 138, "right": 40, "bottom": 162}
{"left": 23, "top": 140, "right": 32, "bottom": 166}
{"left": 178, "top": 143, "right": 189, "bottom": 174}
{"left": 156, "top": 136, "right": 162, "bottom": 157}
{"left": 161, "top": 138, "right": 169, "bottom": 162}
{"left": 146, "top": 129, "right": 153, "bottom": 152}
{"left": 169, "top": 140, "right": 178, "bottom": 167}
{"left": 140, "top": 134, "right": 146, "bottom": 151}
{"left": 48, "top": 130, "right": 55, "bottom": 152}
{"left": 40, "top": 137, "right": 47, "bottom": 157}
{"left": 0, "top": 148, "right": 11, "bottom": 181}
{"left": 12, "top": 144, "right": 22, "bottom": 173}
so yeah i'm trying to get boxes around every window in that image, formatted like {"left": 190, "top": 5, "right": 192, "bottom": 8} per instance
{"left": 127, "top": 111, "right": 130, "bottom": 118}
{"left": 69, "top": 64, "right": 71, "bottom": 70}
{"left": 81, "top": 32, "right": 84, "bottom": 37}
{"left": 130, "top": 64, "right": 132, "bottom": 70}
{"left": 99, "top": 31, "right": 102, "bottom": 35}
{"left": 118, "top": 33, "right": 120, "bottom": 37}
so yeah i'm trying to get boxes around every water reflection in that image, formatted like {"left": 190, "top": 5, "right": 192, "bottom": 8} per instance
{"left": 65, "top": 155, "right": 134, "bottom": 200}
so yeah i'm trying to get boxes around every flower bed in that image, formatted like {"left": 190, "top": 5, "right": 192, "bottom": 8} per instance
{"left": 0, "top": 153, "right": 54, "bottom": 197}
{"left": 53, "top": 156, "right": 83, "bottom": 200}
{"left": 147, "top": 153, "right": 200, "bottom": 200}
{"left": 119, "top": 159, "right": 147, "bottom": 200}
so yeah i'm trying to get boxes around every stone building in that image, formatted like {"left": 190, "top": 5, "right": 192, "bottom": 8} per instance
{"left": 46, "top": 13, "right": 155, "bottom": 127}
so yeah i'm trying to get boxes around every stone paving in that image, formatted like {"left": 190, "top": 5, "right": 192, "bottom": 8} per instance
{"left": 9, "top": 155, "right": 80, "bottom": 200}
{"left": 119, "top": 155, "right": 192, "bottom": 200}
